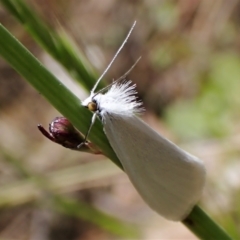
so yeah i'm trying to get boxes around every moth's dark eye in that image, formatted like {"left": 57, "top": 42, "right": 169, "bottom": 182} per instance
{"left": 88, "top": 101, "right": 97, "bottom": 112}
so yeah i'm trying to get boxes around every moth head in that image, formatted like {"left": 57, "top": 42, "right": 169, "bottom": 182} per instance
{"left": 82, "top": 95, "right": 98, "bottom": 112}
{"left": 87, "top": 101, "right": 97, "bottom": 112}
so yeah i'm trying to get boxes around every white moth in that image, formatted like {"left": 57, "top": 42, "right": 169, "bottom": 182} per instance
{"left": 80, "top": 22, "right": 206, "bottom": 221}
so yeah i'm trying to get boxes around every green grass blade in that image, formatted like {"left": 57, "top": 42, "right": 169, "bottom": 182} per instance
{"left": 0, "top": 23, "right": 121, "bottom": 168}
{"left": 0, "top": 0, "right": 103, "bottom": 90}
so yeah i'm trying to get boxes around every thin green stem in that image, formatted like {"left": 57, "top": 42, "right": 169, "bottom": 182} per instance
{"left": 183, "top": 206, "right": 232, "bottom": 240}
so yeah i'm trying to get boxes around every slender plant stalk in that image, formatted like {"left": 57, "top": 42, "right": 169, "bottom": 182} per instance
{"left": 0, "top": 20, "right": 233, "bottom": 240}
{"left": 183, "top": 206, "right": 232, "bottom": 240}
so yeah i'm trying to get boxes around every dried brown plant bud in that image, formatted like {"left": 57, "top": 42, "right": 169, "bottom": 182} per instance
{"left": 38, "top": 117, "right": 101, "bottom": 154}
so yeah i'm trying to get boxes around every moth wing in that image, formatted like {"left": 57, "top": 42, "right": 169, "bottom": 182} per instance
{"left": 102, "top": 113, "right": 205, "bottom": 221}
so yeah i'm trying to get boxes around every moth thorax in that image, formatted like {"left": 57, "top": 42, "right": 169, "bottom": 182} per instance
{"left": 88, "top": 101, "right": 97, "bottom": 112}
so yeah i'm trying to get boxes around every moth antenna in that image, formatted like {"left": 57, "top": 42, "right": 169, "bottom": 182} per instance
{"left": 91, "top": 21, "right": 137, "bottom": 94}
{"left": 93, "top": 56, "right": 141, "bottom": 97}
{"left": 112, "top": 56, "right": 141, "bottom": 84}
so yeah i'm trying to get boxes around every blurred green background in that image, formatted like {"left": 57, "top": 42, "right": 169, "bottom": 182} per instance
{"left": 0, "top": 0, "right": 240, "bottom": 239}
